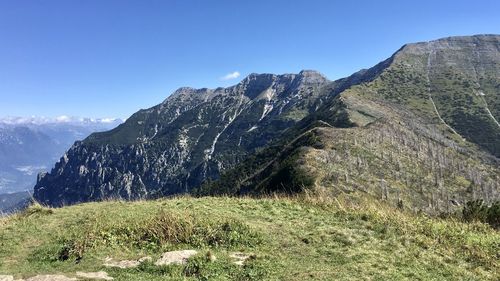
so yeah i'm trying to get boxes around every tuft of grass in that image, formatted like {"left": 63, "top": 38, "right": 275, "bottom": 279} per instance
{"left": 143, "top": 211, "right": 260, "bottom": 248}
{"left": 18, "top": 203, "right": 54, "bottom": 217}
{"left": 31, "top": 209, "right": 261, "bottom": 263}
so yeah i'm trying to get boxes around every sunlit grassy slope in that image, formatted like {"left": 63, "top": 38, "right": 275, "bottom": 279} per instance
{"left": 0, "top": 196, "right": 499, "bottom": 280}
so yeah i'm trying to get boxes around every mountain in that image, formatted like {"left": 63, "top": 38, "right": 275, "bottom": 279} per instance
{"left": 198, "top": 35, "right": 500, "bottom": 213}
{"left": 0, "top": 117, "right": 122, "bottom": 194}
{"left": 34, "top": 35, "right": 500, "bottom": 210}
{"left": 33, "top": 70, "right": 371, "bottom": 205}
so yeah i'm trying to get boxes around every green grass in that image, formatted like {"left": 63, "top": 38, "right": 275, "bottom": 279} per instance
{"left": 0, "top": 196, "right": 499, "bottom": 280}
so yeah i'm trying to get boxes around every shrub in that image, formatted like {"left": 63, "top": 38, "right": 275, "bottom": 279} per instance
{"left": 463, "top": 200, "right": 488, "bottom": 222}
{"left": 462, "top": 200, "right": 500, "bottom": 229}
{"left": 485, "top": 202, "right": 500, "bottom": 229}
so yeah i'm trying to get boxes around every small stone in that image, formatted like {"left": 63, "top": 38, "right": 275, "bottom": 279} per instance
{"left": 155, "top": 250, "right": 198, "bottom": 266}
{"left": 76, "top": 271, "right": 113, "bottom": 280}
{"left": 0, "top": 275, "right": 14, "bottom": 281}
{"left": 233, "top": 260, "right": 245, "bottom": 266}
{"left": 103, "top": 257, "right": 140, "bottom": 269}
{"left": 103, "top": 256, "right": 153, "bottom": 269}
{"left": 25, "top": 275, "right": 77, "bottom": 281}
{"left": 138, "top": 256, "right": 152, "bottom": 263}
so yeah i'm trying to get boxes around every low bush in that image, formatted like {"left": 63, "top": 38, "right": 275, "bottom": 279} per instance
{"left": 462, "top": 200, "right": 500, "bottom": 229}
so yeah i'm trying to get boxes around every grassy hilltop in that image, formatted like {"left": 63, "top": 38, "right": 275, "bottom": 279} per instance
{"left": 0, "top": 196, "right": 498, "bottom": 280}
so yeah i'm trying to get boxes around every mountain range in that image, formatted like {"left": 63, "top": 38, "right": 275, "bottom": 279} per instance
{"left": 33, "top": 35, "right": 500, "bottom": 212}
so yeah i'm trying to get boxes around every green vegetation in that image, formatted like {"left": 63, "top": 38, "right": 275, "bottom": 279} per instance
{"left": 1, "top": 196, "right": 498, "bottom": 280}
{"left": 462, "top": 200, "right": 500, "bottom": 229}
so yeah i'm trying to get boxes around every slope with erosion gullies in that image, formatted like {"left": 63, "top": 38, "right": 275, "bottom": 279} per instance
{"left": 197, "top": 92, "right": 499, "bottom": 213}
{"left": 369, "top": 35, "right": 500, "bottom": 156}
{"left": 36, "top": 69, "right": 385, "bottom": 206}
{"left": 198, "top": 35, "right": 500, "bottom": 212}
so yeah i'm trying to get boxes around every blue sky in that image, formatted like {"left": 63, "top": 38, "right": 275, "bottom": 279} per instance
{"left": 0, "top": 0, "right": 499, "bottom": 119}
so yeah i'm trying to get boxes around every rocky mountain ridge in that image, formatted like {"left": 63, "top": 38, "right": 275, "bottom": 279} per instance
{"left": 34, "top": 70, "right": 349, "bottom": 205}
{"left": 34, "top": 35, "right": 500, "bottom": 208}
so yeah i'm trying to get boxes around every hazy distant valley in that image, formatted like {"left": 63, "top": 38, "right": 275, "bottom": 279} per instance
{"left": 0, "top": 117, "right": 121, "bottom": 212}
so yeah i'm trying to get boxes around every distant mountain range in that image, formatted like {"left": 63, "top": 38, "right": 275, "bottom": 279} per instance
{"left": 0, "top": 116, "right": 120, "bottom": 126}
{"left": 34, "top": 35, "right": 499, "bottom": 212}
{"left": 0, "top": 117, "right": 122, "bottom": 194}
{"left": 0, "top": 191, "right": 31, "bottom": 215}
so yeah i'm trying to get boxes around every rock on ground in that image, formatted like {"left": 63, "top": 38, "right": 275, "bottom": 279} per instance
{"left": 0, "top": 275, "right": 14, "bottom": 281}
{"left": 24, "top": 275, "right": 77, "bottom": 281}
{"left": 1, "top": 274, "right": 77, "bottom": 281}
{"left": 1, "top": 272, "right": 114, "bottom": 281}
{"left": 155, "top": 250, "right": 198, "bottom": 266}
{"left": 103, "top": 256, "right": 150, "bottom": 269}
{"left": 76, "top": 271, "right": 113, "bottom": 280}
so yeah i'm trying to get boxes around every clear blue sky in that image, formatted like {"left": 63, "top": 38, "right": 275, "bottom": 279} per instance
{"left": 0, "top": 0, "right": 499, "bottom": 119}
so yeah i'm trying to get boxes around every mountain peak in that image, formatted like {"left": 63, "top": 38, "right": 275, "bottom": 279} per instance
{"left": 298, "top": 69, "right": 324, "bottom": 76}
{"left": 396, "top": 34, "right": 500, "bottom": 56}
{"left": 298, "top": 70, "right": 329, "bottom": 84}
{"left": 241, "top": 72, "right": 277, "bottom": 82}
{"left": 167, "top": 70, "right": 330, "bottom": 103}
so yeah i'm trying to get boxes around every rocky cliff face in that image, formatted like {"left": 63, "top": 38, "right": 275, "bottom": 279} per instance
{"left": 34, "top": 35, "right": 500, "bottom": 207}
{"left": 35, "top": 70, "right": 360, "bottom": 205}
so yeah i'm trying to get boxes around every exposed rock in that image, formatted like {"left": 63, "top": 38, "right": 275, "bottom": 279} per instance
{"left": 76, "top": 271, "right": 113, "bottom": 280}
{"left": 0, "top": 275, "right": 14, "bottom": 281}
{"left": 230, "top": 252, "right": 254, "bottom": 266}
{"left": 138, "top": 256, "right": 152, "bottom": 263}
{"left": 24, "top": 275, "right": 77, "bottom": 281}
{"left": 103, "top": 260, "right": 140, "bottom": 269}
{"left": 103, "top": 256, "right": 152, "bottom": 269}
{"left": 155, "top": 250, "right": 198, "bottom": 266}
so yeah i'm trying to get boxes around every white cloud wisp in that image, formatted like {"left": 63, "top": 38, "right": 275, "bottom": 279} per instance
{"left": 220, "top": 71, "right": 241, "bottom": 81}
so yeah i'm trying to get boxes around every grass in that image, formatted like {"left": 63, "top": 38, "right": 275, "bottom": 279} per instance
{"left": 0, "top": 196, "right": 499, "bottom": 280}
